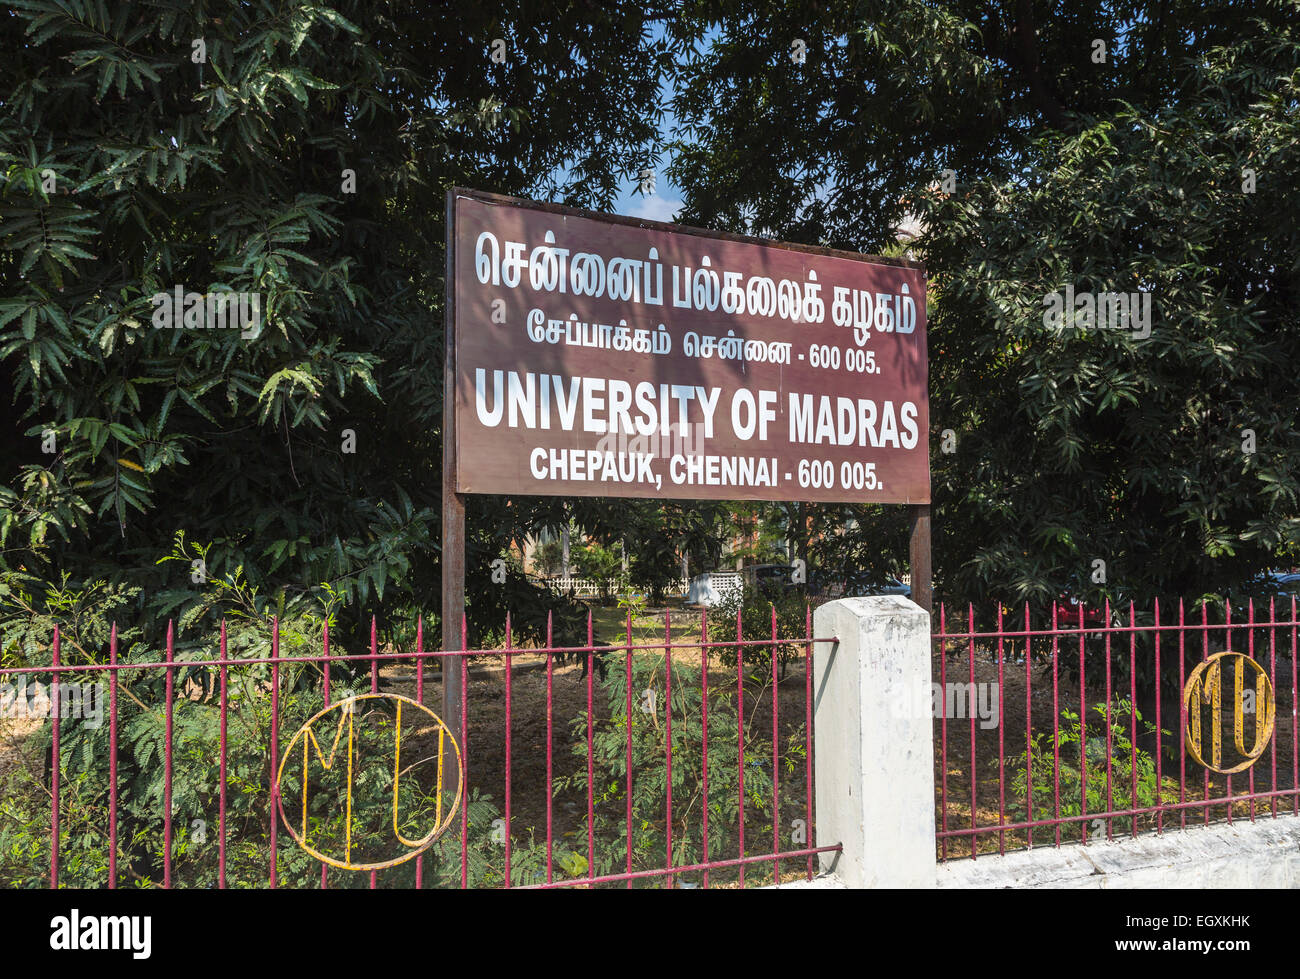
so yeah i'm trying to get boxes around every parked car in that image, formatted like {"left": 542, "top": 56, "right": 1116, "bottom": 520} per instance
{"left": 1050, "top": 592, "right": 1109, "bottom": 628}
{"left": 745, "top": 563, "right": 803, "bottom": 598}
{"left": 843, "top": 574, "right": 911, "bottom": 598}
{"left": 1048, "top": 583, "right": 1141, "bottom": 630}
{"left": 808, "top": 568, "right": 911, "bottom": 599}
{"left": 1262, "top": 570, "right": 1300, "bottom": 600}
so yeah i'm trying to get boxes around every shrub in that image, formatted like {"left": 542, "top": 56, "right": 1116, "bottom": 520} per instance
{"left": 0, "top": 550, "right": 525, "bottom": 887}
{"left": 1007, "top": 699, "right": 1178, "bottom": 841}
{"left": 706, "top": 582, "right": 809, "bottom": 678}
{"left": 555, "top": 650, "right": 805, "bottom": 886}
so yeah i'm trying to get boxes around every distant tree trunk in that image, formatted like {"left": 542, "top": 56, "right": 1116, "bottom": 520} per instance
{"left": 798, "top": 502, "right": 809, "bottom": 568}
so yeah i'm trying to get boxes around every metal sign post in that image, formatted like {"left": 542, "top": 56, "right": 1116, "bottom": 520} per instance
{"left": 909, "top": 503, "right": 932, "bottom": 613}
{"left": 442, "top": 189, "right": 465, "bottom": 727}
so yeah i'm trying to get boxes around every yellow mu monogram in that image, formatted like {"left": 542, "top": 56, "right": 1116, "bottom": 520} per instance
{"left": 1182, "top": 652, "right": 1275, "bottom": 775}
{"left": 275, "top": 693, "right": 463, "bottom": 871}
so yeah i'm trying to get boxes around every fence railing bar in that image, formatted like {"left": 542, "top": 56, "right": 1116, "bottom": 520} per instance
{"left": 939, "top": 603, "right": 948, "bottom": 860}
{"left": 1154, "top": 599, "right": 1162, "bottom": 834}
{"left": 585, "top": 610, "right": 595, "bottom": 885}
{"left": 996, "top": 605, "right": 1006, "bottom": 855}
{"left": 1104, "top": 598, "right": 1113, "bottom": 840}
{"left": 368, "top": 616, "right": 379, "bottom": 889}
{"left": 0, "top": 636, "right": 837, "bottom": 679}
{"left": 936, "top": 788, "right": 1300, "bottom": 839}
{"left": 1203, "top": 602, "right": 1210, "bottom": 826}
{"left": 1128, "top": 602, "right": 1138, "bottom": 838}
{"left": 519, "top": 844, "right": 842, "bottom": 890}
{"left": 701, "top": 607, "right": 711, "bottom": 889}
{"left": 803, "top": 602, "right": 813, "bottom": 881}
{"left": 936, "top": 597, "right": 1300, "bottom": 862}
{"left": 934, "top": 615, "right": 1300, "bottom": 641}
{"left": 219, "top": 620, "right": 229, "bottom": 889}
{"left": 968, "top": 604, "right": 977, "bottom": 858}
{"left": 1247, "top": 599, "right": 1256, "bottom": 823}
{"left": 458, "top": 614, "right": 468, "bottom": 888}
{"left": 268, "top": 617, "right": 278, "bottom": 888}
{"left": 109, "top": 623, "right": 119, "bottom": 888}
{"left": 1292, "top": 595, "right": 1298, "bottom": 819}
{"left": 1263, "top": 600, "right": 1274, "bottom": 821}
{"left": 770, "top": 603, "right": 779, "bottom": 884}
{"left": 736, "top": 605, "right": 745, "bottom": 887}
{"left": 624, "top": 611, "right": 633, "bottom": 889}
{"left": 1051, "top": 604, "right": 1060, "bottom": 849}
{"left": 414, "top": 616, "right": 424, "bottom": 890}
{"left": 1179, "top": 598, "right": 1187, "bottom": 831}
{"left": 665, "top": 608, "right": 674, "bottom": 887}
{"left": 546, "top": 610, "right": 554, "bottom": 886}
{"left": 504, "top": 612, "right": 513, "bottom": 889}
{"left": 24, "top": 605, "right": 823, "bottom": 890}
{"left": 49, "top": 626, "right": 60, "bottom": 891}
{"left": 1078, "top": 603, "right": 1087, "bottom": 847}
{"left": 1226, "top": 601, "right": 1235, "bottom": 828}
{"left": 165, "top": 620, "right": 175, "bottom": 889}
{"left": 1023, "top": 603, "right": 1032, "bottom": 850}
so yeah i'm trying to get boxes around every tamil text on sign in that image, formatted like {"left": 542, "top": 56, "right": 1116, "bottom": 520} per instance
{"left": 450, "top": 190, "right": 930, "bottom": 504}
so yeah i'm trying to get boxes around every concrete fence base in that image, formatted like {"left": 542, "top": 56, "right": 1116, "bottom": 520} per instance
{"left": 937, "top": 815, "right": 1300, "bottom": 888}
{"left": 812, "top": 595, "right": 936, "bottom": 888}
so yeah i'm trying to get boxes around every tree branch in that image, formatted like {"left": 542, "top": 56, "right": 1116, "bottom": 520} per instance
{"left": 1011, "top": 0, "right": 1069, "bottom": 130}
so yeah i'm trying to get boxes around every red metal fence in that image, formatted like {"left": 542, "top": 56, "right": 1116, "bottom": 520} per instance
{"left": 3, "top": 608, "right": 835, "bottom": 889}
{"left": 933, "top": 598, "right": 1300, "bottom": 860}
{"left": 16, "top": 592, "right": 1297, "bottom": 884}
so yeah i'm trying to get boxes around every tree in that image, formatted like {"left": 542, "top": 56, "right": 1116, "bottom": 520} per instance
{"left": 665, "top": 1, "right": 1300, "bottom": 608}
{"left": 572, "top": 539, "right": 624, "bottom": 605}
{"left": 620, "top": 501, "right": 726, "bottom": 603}
{"left": 0, "top": 0, "right": 675, "bottom": 650}
{"left": 532, "top": 534, "right": 566, "bottom": 577}
{"left": 922, "top": 21, "right": 1300, "bottom": 608}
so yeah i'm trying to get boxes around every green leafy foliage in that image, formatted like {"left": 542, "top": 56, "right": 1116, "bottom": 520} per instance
{"left": 555, "top": 651, "right": 803, "bottom": 887}
{"left": 572, "top": 539, "right": 626, "bottom": 605}
{"left": 0, "top": 562, "right": 529, "bottom": 887}
{"left": 1007, "top": 700, "right": 1178, "bottom": 836}
{"left": 707, "top": 582, "right": 809, "bottom": 677}
{"left": 0, "top": 0, "right": 675, "bottom": 653}
{"left": 925, "top": 33, "right": 1300, "bottom": 608}
{"left": 665, "top": 3, "right": 1300, "bottom": 611}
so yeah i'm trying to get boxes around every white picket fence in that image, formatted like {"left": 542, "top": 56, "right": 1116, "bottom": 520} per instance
{"left": 542, "top": 576, "right": 690, "bottom": 598}
{"left": 543, "top": 570, "right": 906, "bottom": 605}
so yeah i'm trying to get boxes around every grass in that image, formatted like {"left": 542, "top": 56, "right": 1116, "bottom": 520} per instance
{"left": 588, "top": 601, "right": 705, "bottom": 653}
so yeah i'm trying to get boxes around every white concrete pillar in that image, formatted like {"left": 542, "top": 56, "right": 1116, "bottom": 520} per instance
{"left": 813, "top": 595, "right": 936, "bottom": 888}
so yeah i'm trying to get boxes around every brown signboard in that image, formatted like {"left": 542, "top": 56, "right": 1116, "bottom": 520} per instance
{"left": 449, "top": 188, "right": 929, "bottom": 504}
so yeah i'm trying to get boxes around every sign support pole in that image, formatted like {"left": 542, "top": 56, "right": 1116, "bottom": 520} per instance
{"left": 442, "top": 190, "right": 465, "bottom": 728}
{"left": 909, "top": 503, "right": 932, "bottom": 614}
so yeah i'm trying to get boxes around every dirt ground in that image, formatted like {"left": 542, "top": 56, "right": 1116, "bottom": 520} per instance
{"left": 378, "top": 605, "right": 816, "bottom": 866}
